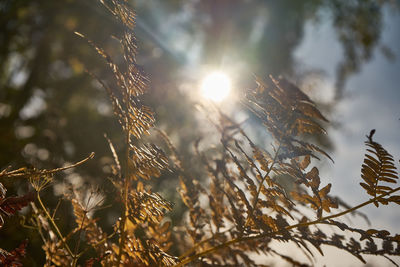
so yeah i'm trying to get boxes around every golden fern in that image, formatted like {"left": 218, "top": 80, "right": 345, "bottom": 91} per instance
{"left": 3, "top": 1, "right": 399, "bottom": 266}
{"left": 360, "top": 130, "right": 399, "bottom": 206}
{"left": 246, "top": 75, "right": 332, "bottom": 161}
{"left": 73, "top": 0, "right": 174, "bottom": 265}
{"left": 174, "top": 75, "right": 400, "bottom": 266}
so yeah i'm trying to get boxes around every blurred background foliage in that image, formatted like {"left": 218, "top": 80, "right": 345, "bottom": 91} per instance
{"left": 0, "top": 0, "right": 399, "bottom": 265}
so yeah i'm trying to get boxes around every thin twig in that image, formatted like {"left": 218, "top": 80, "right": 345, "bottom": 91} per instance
{"left": 37, "top": 193, "right": 74, "bottom": 258}
{"left": 1, "top": 152, "right": 95, "bottom": 178}
{"left": 52, "top": 199, "right": 62, "bottom": 220}
{"left": 42, "top": 152, "right": 95, "bottom": 174}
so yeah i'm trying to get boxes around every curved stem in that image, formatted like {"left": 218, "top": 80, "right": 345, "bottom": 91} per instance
{"left": 175, "top": 186, "right": 400, "bottom": 266}
{"left": 41, "top": 152, "right": 95, "bottom": 175}
{"left": 4, "top": 152, "right": 95, "bottom": 178}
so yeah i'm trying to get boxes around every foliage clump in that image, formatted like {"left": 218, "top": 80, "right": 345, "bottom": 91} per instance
{"left": 1, "top": 1, "right": 399, "bottom": 266}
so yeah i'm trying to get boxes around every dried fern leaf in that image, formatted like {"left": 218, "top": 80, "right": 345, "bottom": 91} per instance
{"left": 128, "top": 144, "right": 169, "bottom": 180}
{"left": 128, "top": 105, "right": 155, "bottom": 139}
{"left": 360, "top": 131, "right": 398, "bottom": 206}
{"left": 107, "top": 0, "right": 136, "bottom": 30}
{"left": 0, "top": 191, "right": 35, "bottom": 228}
{"left": 128, "top": 191, "right": 172, "bottom": 224}
{"left": 0, "top": 240, "right": 28, "bottom": 267}
{"left": 42, "top": 240, "right": 72, "bottom": 266}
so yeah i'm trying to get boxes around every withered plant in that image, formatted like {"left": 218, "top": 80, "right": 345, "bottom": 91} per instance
{"left": 1, "top": 0, "right": 400, "bottom": 266}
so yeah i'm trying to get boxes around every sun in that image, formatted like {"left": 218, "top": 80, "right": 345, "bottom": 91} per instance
{"left": 200, "top": 71, "right": 232, "bottom": 102}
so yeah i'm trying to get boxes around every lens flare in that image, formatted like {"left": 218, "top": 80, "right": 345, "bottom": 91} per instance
{"left": 201, "top": 72, "right": 231, "bottom": 102}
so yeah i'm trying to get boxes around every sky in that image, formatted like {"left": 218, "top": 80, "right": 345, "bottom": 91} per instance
{"left": 294, "top": 8, "right": 400, "bottom": 267}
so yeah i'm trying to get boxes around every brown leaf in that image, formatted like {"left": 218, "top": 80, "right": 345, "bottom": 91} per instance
{"left": 318, "top": 184, "right": 332, "bottom": 198}
{"left": 299, "top": 155, "right": 311, "bottom": 170}
{"left": 0, "top": 192, "right": 35, "bottom": 218}
{"left": 0, "top": 240, "right": 28, "bottom": 267}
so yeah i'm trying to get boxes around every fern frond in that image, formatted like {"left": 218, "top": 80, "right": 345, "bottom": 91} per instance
{"left": 128, "top": 144, "right": 169, "bottom": 181}
{"left": 246, "top": 75, "right": 331, "bottom": 162}
{"left": 360, "top": 130, "right": 399, "bottom": 206}
{"left": 128, "top": 190, "right": 173, "bottom": 224}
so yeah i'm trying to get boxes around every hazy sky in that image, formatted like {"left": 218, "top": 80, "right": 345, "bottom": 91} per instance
{"left": 295, "top": 8, "right": 400, "bottom": 267}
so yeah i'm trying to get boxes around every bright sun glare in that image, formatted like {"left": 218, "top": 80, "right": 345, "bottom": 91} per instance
{"left": 201, "top": 72, "right": 231, "bottom": 102}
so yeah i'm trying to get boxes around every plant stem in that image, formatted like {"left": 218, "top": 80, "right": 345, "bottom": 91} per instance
{"left": 116, "top": 131, "right": 131, "bottom": 266}
{"left": 4, "top": 153, "right": 95, "bottom": 178}
{"left": 178, "top": 227, "right": 234, "bottom": 260}
{"left": 41, "top": 152, "right": 95, "bottom": 175}
{"left": 244, "top": 143, "right": 281, "bottom": 227}
{"left": 72, "top": 204, "right": 89, "bottom": 266}
{"left": 175, "top": 186, "right": 400, "bottom": 266}
{"left": 77, "top": 231, "right": 117, "bottom": 258}
{"left": 37, "top": 192, "right": 74, "bottom": 259}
